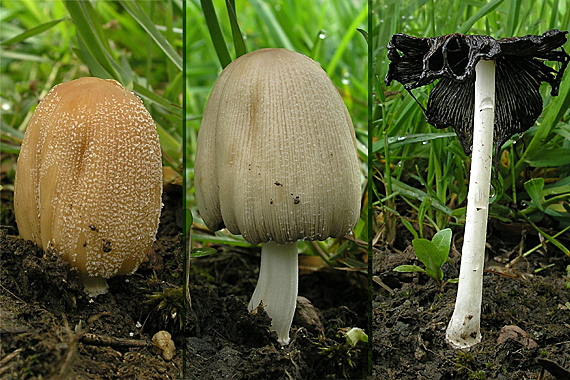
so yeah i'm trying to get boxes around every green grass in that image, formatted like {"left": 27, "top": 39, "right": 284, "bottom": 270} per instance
{"left": 373, "top": 0, "right": 570, "bottom": 252}
{"left": 186, "top": 0, "right": 368, "bottom": 260}
{"left": 1, "top": 0, "right": 183, "bottom": 176}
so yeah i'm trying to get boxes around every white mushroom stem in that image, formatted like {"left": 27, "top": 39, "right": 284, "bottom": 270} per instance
{"left": 446, "top": 59, "right": 496, "bottom": 349}
{"left": 248, "top": 241, "right": 298, "bottom": 346}
{"left": 80, "top": 275, "right": 109, "bottom": 298}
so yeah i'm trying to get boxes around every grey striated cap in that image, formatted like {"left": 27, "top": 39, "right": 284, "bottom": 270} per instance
{"left": 195, "top": 48, "right": 361, "bottom": 245}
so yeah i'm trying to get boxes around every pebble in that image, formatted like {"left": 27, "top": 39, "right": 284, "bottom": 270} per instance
{"left": 497, "top": 325, "right": 538, "bottom": 349}
{"left": 152, "top": 330, "right": 176, "bottom": 360}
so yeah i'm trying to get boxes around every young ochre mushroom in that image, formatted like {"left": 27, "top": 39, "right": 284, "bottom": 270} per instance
{"left": 385, "top": 30, "right": 569, "bottom": 349}
{"left": 194, "top": 48, "right": 361, "bottom": 345}
{"left": 14, "top": 77, "right": 163, "bottom": 296}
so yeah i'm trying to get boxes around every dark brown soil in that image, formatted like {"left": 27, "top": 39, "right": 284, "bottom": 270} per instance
{"left": 1, "top": 183, "right": 184, "bottom": 380}
{"left": 4, "top": 182, "right": 568, "bottom": 380}
{"left": 187, "top": 241, "right": 369, "bottom": 379}
{"left": 372, "top": 222, "right": 570, "bottom": 380}
{"left": 1, "top": 180, "right": 368, "bottom": 379}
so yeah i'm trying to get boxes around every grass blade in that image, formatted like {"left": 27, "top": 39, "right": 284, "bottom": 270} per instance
{"left": 248, "top": 0, "right": 294, "bottom": 51}
{"left": 200, "top": 0, "right": 232, "bottom": 68}
{"left": 118, "top": 0, "right": 183, "bottom": 71}
{"left": 133, "top": 82, "right": 183, "bottom": 118}
{"left": 225, "top": 0, "right": 247, "bottom": 58}
{"left": 64, "top": 0, "right": 121, "bottom": 80}
{"left": 75, "top": 36, "right": 112, "bottom": 78}
{"left": 0, "top": 50, "right": 51, "bottom": 62}
{"left": 1, "top": 17, "right": 68, "bottom": 46}
{"left": 326, "top": 4, "right": 367, "bottom": 75}
{"left": 456, "top": 0, "right": 504, "bottom": 34}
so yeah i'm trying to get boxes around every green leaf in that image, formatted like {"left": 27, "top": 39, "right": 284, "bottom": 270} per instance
{"left": 431, "top": 228, "right": 452, "bottom": 267}
{"left": 345, "top": 327, "right": 368, "bottom": 347}
{"left": 524, "top": 178, "right": 545, "bottom": 212}
{"left": 0, "top": 49, "right": 51, "bottom": 62}
{"left": 393, "top": 265, "right": 427, "bottom": 274}
{"left": 76, "top": 33, "right": 112, "bottom": 79}
{"left": 516, "top": 68, "right": 570, "bottom": 176}
{"left": 184, "top": 208, "right": 193, "bottom": 238}
{"left": 372, "top": 132, "right": 456, "bottom": 153}
{"left": 0, "top": 144, "right": 21, "bottom": 154}
{"left": 391, "top": 178, "right": 453, "bottom": 215}
{"left": 156, "top": 123, "right": 181, "bottom": 167}
{"left": 357, "top": 28, "right": 368, "bottom": 43}
{"left": 412, "top": 238, "right": 443, "bottom": 282}
{"left": 1, "top": 121, "right": 25, "bottom": 141}
{"left": 398, "top": 216, "right": 419, "bottom": 240}
{"left": 526, "top": 149, "right": 570, "bottom": 167}
{"left": 417, "top": 197, "right": 433, "bottom": 239}
{"left": 1, "top": 17, "right": 68, "bottom": 46}
{"left": 489, "top": 173, "right": 504, "bottom": 204}
{"left": 543, "top": 184, "right": 570, "bottom": 197}
{"left": 190, "top": 247, "right": 218, "bottom": 258}
{"left": 133, "top": 82, "right": 183, "bottom": 118}
{"left": 82, "top": 0, "right": 113, "bottom": 53}
{"left": 191, "top": 233, "right": 251, "bottom": 247}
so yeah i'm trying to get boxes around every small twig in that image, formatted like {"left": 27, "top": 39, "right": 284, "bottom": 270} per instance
{"left": 342, "top": 233, "right": 367, "bottom": 246}
{"left": 372, "top": 275, "right": 394, "bottom": 294}
{"left": 185, "top": 229, "right": 192, "bottom": 310}
{"left": 522, "top": 224, "right": 570, "bottom": 258}
{"left": 49, "top": 312, "right": 111, "bottom": 380}
{"left": 80, "top": 333, "right": 150, "bottom": 348}
{"left": 0, "top": 347, "right": 23, "bottom": 376}
{"left": 0, "top": 348, "right": 23, "bottom": 368}
{"left": 519, "top": 213, "right": 570, "bottom": 257}
{"left": 311, "top": 241, "right": 328, "bottom": 261}
{"left": 505, "top": 232, "right": 526, "bottom": 269}
{"left": 0, "top": 284, "right": 27, "bottom": 305}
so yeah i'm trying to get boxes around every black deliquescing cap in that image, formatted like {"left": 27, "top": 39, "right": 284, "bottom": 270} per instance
{"left": 385, "top": 29, "right": 569, "bottom": 173}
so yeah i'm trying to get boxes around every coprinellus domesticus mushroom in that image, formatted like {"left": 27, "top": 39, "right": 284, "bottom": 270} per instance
{"left": 194, "top": 48, "right": 361, "bottom": 345}
{"left": 14, "top": 77, "right": 163, "bottom": 297}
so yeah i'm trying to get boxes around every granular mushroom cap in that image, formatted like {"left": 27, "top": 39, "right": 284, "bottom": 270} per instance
{"left": 14, "top": 77, "right": 163, "bottom": 278}
{"left": 194, "top": 48, "right": 361, "bottom": 245}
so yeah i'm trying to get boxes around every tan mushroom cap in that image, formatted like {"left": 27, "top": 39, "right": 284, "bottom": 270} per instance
{"left": 14, "top": 77, "right": 163, "bottom": 278}
{"left": 194, "top": 48, "right": 361, "bottom": 245}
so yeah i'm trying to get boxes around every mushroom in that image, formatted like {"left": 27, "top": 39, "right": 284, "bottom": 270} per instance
{"left": 14, "top": 77, "right": 163, "bottom": 297}
{"left": 385, "top": 30, "right": 569, "bottom": 173}
{"left": 385, "top": 30, "right": 569, "bottom": 348}
{"left": 194, "top": 48, "right": 361, "bottom": 345}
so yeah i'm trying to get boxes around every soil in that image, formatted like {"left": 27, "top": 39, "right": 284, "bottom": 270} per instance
{"left": 1, "top": 180, "right": 369, "bottom": 380}
{"left": 3, "top": 183, "right": 569, "bottom": 380}
{"left": 372, "top": 219, "right": 570, "bottom": 380}
{"left": 1, "top": 183, "right": 185, "bottom": 380}
{"left": 187, "top": 240, "right": 369, "bottom": 379}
